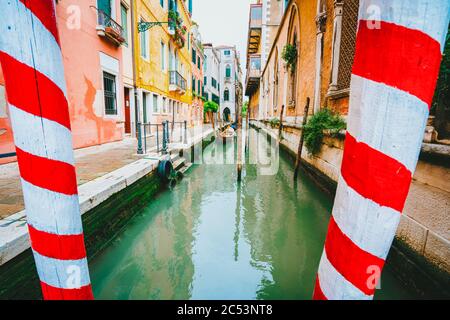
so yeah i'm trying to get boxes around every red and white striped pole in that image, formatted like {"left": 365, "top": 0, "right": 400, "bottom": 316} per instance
{"left": 313, "top": 0, "right": 450, "bottom": 300}
{"left": 0, "top": 0, "right": 93, "bottom": 299}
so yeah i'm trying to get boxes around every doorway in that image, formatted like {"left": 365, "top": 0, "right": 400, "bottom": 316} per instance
{"left": 124, "top": 87, "right": 131, "bottom": 134}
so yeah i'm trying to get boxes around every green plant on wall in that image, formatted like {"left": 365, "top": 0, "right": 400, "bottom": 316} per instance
{"left": 269, "top": 117, "right": 281, "bottom": 128}
{"left": 282, "top": 44, "right": 297, "bottom": 73}
{"left": 303, "top": 109, "right": 346, "bottom": 155}
{"left": 242, "top": 101, "right": 249, "bottom": 117}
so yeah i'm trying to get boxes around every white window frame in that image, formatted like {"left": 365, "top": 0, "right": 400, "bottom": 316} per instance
{"left": 140, "top": 17, "right": 150, "bottom": 61}
{"left": 152, "top": 93, "right": 159, "bottom": 114}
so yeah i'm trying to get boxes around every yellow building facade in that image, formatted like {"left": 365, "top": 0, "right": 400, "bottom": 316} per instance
{"left": 133, "top": 0, "right": 194, "bottom": 125}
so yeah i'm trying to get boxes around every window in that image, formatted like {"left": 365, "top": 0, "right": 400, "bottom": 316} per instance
{"left": 197, "top": 56, "right": 201, "bottom": 69}
{"left": 204, "top": 76, "right": 207, "bottom": 84}
{"left": 197, "top": 80, "right": 201, "bottom": 94}
{"left": 161, "top": 41, "right": 166, "bottom": 70}
{"left": 98, "top": 0, "right": 112, "bottom": 17}
{"left": 120, "top": 4, "right": 128, "bottom": 45}
{"left": 212, "top": 78, "right": 217, "bottom": 88}
{"left": 103, "top": 72, "right": 117, "bottom": 115}
{"left": 224, "top": 50, "right": 231, "bottom": 56}
{"left": 224, "top": 88, "right": 230, "bottom": 102}
{"left": 143, "top": 92, "right": 150, "bottom": 123}
{"left": 226, "top": 65, "right": 231, "bottom": 78}
{"left": 160, "top": 0, "right": 165, "bottom": 8}
{"left": 163, "top": 97, "right": 167, "bottom": 113}
{"left": 153, "top": 94, "right": 159, "bottom": 113}
{"left": 192, "top": 48, "right": 196, "bottom": 64}
{"left": 192, "top": 76, "right": 196, "bottom": 92}
{"left": 140, "top": 18, "right": 149, "bottom": 59}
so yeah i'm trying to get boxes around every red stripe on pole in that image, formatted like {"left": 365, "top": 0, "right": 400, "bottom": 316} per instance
{"left": 15, "top": 147, "right": 78, "bottom": 195}
{"left": 28, "top": 225, "right": 86, "bottom": 260}
{"left": 325, "top": 216, "right": 384, "bottom": 296}
{"left": 341, "top": 133, "right": 412, "bottom": 212}
{"left": 352, "top": 20, "right": 442, "bottom": 106}
{"left": 19, "top": 0, "right": 60, "bottom": 45}
{"left": 313, "top": 277, "right": 327, "bottom": 300}
{"left": 0, "top": 52, "right": 71, "bottom": 130}
{"left": 40, "top": 281, "right": 94, "bottom": 300}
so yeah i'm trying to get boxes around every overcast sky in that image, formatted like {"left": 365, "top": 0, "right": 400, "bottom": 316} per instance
{"left": 192, "top": 0, "right": 254, "bottom": 74}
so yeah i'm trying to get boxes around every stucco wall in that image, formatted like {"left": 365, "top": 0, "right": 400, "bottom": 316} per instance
{"left": 0, "top": 0, "right": 126, "bottom": 164}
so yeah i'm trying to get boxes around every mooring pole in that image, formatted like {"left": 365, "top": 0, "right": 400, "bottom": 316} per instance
{"left": 293, "top": 98, "right": 310, "bottom": 180}
{"left": 313, "top": 0, "right": 450, "bottom": 300}
{"left": 278, "top": 104, "right": 285, "bottom": 140}
{"left": 237, "top": 103, "right": 243, "bottom": 182}
{"left": 0, "top": 0, "right": 93, "bottom": 299}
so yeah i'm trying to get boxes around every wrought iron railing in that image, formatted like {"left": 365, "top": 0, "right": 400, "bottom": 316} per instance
{"left": 169, "top": 71, "right": 187, "bottom": 91}
{"left": 137, "top": 120, "right": 188, "bottom": 154}
{"left": 91, "top": 6, "right": 125, "bottom": 41}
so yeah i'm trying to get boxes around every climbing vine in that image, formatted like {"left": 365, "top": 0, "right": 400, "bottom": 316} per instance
{"left": 282, "top": 44, "right": 297, "bottom": 73}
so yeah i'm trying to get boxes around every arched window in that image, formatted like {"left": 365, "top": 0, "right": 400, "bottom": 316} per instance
{"left": 224, "top": 88, "right": 230, "bottom": 101}
{"left": 225, "top": 65, "right": 231, "bottom": 78}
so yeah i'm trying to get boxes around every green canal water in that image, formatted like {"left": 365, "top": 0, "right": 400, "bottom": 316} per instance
{"left": 89, "top": 129, "right": 415, "bottom": 300}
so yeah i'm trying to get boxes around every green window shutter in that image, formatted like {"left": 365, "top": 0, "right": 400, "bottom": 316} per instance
{"left": 98, "top": 0, "right": 111, "bottom": 16}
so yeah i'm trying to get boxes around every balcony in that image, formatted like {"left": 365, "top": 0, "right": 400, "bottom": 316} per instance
{"left": 247, "top": 4, "right": 262, "bottom": 55}
{"left": 93, "top": 7, "right": 125, "bottom": 46}
{"left": 169, "top": 71, "right": 187, "bottom": 93}
{"left": 245, "top": 54, "right": 261, "bottom": 96}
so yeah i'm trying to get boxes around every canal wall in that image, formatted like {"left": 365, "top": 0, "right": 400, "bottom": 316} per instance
{"left": 250, "top": 120, "right": 450, "bottom": 298}
{"left": 0, "top": 129, "right": 215, "bottom": 299}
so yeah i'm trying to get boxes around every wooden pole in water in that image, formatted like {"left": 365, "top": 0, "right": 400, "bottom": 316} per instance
{"left": 278, "top": 104, "right": 285, "bottom": 140}
{"left": 245, "top": 106, "right": 250, "bottom": 153}
{"left": 237, "top": 102, "right": 243, "bottom": 182}
{"left": 0, "top": 0, "right": 93, "bottom": 299}
{"left": 313, "top": 0, "right": 449, "bottom": 300}
{"left": 293, "top": 98, "right": 310, "bottom": 180}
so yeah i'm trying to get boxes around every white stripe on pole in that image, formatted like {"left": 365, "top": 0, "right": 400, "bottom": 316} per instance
{"left": 318, "top": 251, "right": 373, "bottom": 300}
{"left": 21, "top": 179, "right": 82, "bottom": 235}
{"left": 32, "top": 250, "right": 91, "bottom": 289}
{"left": 9, "top": 105, "right": 75, "bottom": 165}
{"left": 347, "top": 75, "right": 428, "bottom": 172}
{"left": 359, "top": 0, "right": 450, "bottom": 50}
{"left": 332, "top": 176, "right": 401, "bottom": 259}
{"left": 0, "top": 0, "right": 67, "bottom": 94}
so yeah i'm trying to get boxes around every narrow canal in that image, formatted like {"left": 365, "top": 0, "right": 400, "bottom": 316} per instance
{"left": 89, "top": 128, "right": 415, "bottom": 300}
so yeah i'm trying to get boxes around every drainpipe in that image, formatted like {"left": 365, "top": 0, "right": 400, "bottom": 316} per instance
{"left": 131, "top": 0, "right": 143, "bottom": 154}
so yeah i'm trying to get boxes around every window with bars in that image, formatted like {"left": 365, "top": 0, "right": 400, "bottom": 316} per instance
{"left": 103, "top": 72, "right": 117, "bottom": 115}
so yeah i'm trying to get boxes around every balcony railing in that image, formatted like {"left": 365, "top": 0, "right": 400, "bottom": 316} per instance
{"left": 169, "top": 71, "right": 187, "bottom": 92}
{"left": 247, "top": 4, "right": 262, "bottom": 55}
{"left": 245, "top": 55, "right": 261, "bottom": 96}
{"left": 92, "top": 6, "right": 125, "bottom": 46}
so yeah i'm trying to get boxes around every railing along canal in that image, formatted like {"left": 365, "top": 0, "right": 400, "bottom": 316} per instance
{"left": 138, "top": 120, "right": 188, "bottom": 154}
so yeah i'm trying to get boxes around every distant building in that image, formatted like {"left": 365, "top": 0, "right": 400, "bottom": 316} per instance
{"left": 190, "top": 23, "right": 205, "bottom": 127}
{"left": 216, "top": 46, "right": 242, "bottom": 122}
{"left": 203, "top": 44, "right": 221, "bottom": 107}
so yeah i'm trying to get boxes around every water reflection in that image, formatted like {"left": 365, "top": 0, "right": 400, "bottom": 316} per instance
{"left": 90, "top": 128, "right": 413, "bottom": 300}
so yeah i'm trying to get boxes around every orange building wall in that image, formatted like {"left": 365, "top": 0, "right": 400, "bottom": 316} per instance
{"left": 0, "top": 1, "right": 125, "bottom": 164}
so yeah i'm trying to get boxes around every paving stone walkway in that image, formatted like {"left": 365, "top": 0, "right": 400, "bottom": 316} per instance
{"left": 0, "top": 124, "right": 214, "bottom": 219}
